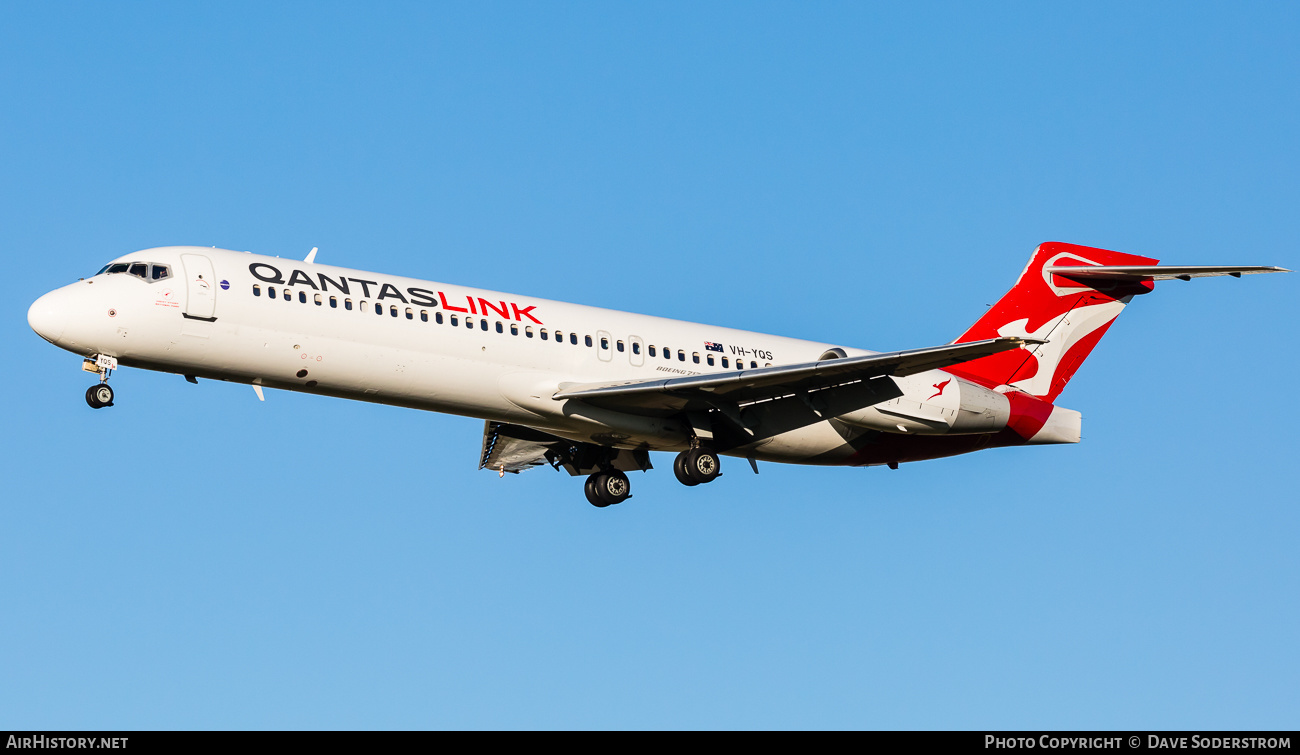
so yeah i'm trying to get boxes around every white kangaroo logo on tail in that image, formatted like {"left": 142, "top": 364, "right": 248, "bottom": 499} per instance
{"left": 996, "top": 301, "right": 1126, "bottom": 397}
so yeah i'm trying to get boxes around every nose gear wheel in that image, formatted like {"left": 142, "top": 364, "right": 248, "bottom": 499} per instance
{"left": 85, "top": 384, "right": 114, "bottom": 409}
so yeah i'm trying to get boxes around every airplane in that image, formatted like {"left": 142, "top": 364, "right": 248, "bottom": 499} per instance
{"left": 27, "top": 241, "right": 1287, "bottom": 507}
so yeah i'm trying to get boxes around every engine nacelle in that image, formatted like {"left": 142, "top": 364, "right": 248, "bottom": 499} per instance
{"left": 837, "top": 373, "right": 1010, "bottom": 435}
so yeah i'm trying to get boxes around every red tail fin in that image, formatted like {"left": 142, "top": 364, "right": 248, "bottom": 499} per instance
{"left": 945, "top": 242, "right": 1158, "bottom": 401}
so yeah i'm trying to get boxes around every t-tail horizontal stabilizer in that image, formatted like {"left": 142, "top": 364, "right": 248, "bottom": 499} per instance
{"left": 1045, "top": 265, "right": 1290, "bottom": 283}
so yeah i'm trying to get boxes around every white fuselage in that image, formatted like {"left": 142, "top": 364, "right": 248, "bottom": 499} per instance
{"left": 29, "top": 246, "right": 1026, "bottom": 466}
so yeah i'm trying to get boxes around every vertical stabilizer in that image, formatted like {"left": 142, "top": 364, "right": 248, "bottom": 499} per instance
{"left": 946, "top": 242, "right": 1158, "bottom": 401}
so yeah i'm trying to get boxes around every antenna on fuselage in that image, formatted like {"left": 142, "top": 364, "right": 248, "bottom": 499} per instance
{"left": 304, "top": 247, "right": 318, "bottom": 264}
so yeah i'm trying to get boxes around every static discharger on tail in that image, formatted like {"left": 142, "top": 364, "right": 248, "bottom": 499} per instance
{"left": 28, "top": 242, "right": 1288, "bottom": 507}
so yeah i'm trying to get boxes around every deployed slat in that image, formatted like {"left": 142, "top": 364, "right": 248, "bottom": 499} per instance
{"left": 478, "top": 421, "right": 561, "bottom": 474}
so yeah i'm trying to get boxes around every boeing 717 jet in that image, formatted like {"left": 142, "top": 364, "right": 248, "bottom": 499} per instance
{"left": 27, "top": 242, "right": 1287, "bottom": 506}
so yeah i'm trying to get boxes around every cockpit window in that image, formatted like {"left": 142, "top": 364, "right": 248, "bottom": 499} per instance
{"left": 96, "top": 261, "right": 172, "bottom": 281}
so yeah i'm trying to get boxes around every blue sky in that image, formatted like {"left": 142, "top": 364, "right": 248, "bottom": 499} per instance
{"left": 2, "top": 2, "right": 1297, "bottom": 729}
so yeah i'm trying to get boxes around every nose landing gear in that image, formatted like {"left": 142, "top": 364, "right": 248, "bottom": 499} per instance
{"left": 83, "top": 354, "right": 118, "bottom": 409}
{"left": 85, "top": 383, "right": 114, "bottom": 409}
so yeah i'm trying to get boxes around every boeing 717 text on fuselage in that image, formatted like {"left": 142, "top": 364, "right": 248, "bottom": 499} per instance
{"left": 27, "top": 242, "right": 1287, "bottom": 506}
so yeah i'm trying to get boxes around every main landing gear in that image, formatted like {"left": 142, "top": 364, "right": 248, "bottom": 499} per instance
{"left": 673, "top": 447, "right": 721, "bottom": 487}
{"left": 584, "top": 469, "right": 631, "bottom": 507}
{"left": 83, "top": 354, "right": 118, "bottom": 409}
{"left": 581, "top": 447, "right": 721, "bottom": 506}
{"left": 580, "top": 447, "right": 721, "bottom": 506}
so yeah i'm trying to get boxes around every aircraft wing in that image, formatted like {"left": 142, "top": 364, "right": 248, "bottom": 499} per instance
{"left": 478, "top": 421, "right": 562, "bottom": 474}
{"left": 553, "top": 336, "right": 1037, "bottom": 415}
{"left": 1046, "top": 264, "right": 1290, "bottom": 282}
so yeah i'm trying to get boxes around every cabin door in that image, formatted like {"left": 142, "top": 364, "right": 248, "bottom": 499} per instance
{"left": 181, "top": 253, "right": 218, "bottom": 321}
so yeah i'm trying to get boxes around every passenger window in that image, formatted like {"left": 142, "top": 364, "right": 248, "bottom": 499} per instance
{"left": 465, "top": 317, "right": 473, "bottom": 329}
{"left": 540, "top": 329, "right": 548, "bottom": 341}
{"left": 585, "top": 335, "right": 593, "bottom": 347}
{"left": 345, "top": 298, "right": 353, "bottom": 310}
{"left": 511, "top": 323, "right": 519, "bottom": 336}
{"left": 722, "top": 356, "right": 729, "bottom": 368}
{"left": 420, "top": 310, "right": 428, "bottom": 322}
{"left": 388, "top": 306, "right": 397, "bottom": 317}
{"left": 616, "top": 340, "right": 624, "bottom": 352}
{"left": 570, "top": 333, "right": 578, "bottom": 345}
{"left": 361, "top": 300, "right": 368, "bottom": 311}
{"left": 315, "top": 294, "right": 323, "bottom": 306}
{"left": 664, "top": 348, "right": 672, "bottom": 360}
{"left": 330, "top": 296, "right": 337, "bottom": 308}
{"left": 751, "top": 361, "right": 757, "bottom": 368}
{"left": 706, "top": 354, "right": 714, "bottom": 366}
{"left": 480, "top": 319, "right": 488, "bottom": 331}
{"left": 151, "top": 265, "right": 170, "bottom": 280}
{"left": 299, "top": 291, "right": 307, "bottom": 303}
{"left": 129, "top": 263, "right": 148, "bottom": 279}
{"left": 678, "top": 350, "right": 685, "bottom": 361}
{"left": 451, "top": 314, "right": 459, "bottom": 326}
{"left": 375, "top": 303, "right": 383, "bottom": 315}
{"left": 600, "top": 337, "right": 609, "bottom": 350}
{"left": 692, "top": 353, "right": 700, "bottom": 364}
{"left": 405, "top": 307, "right": 413, "bottom": 320}
{"left": 496, "top": 321, "right": 503, "bottom": 333}
{"left": 253, "top": 285, "right": 261, "bottom": 297}
{"left": 436, "top": 312, "right": 444, "bottom": 324}
{"left": 284, "top": 289, "right": 292, "bottom": 301}
{"left": 632, "top": 342, "right": 640, "bottom": 355}
{"left": 649, "top": 345, "right": 656, "bottom": 357}
{"left": 526, "top": 327, "right": 534, "bottom": 338}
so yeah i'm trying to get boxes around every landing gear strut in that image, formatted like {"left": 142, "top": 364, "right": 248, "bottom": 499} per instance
{"left": 585, "top": 470, "right": 631, "bottom": 507}
{"left": 674, "top": 447, "right": 721, "bottom": 486}
{"left": 83, "top": 354, "right": 118, "bottom": 409}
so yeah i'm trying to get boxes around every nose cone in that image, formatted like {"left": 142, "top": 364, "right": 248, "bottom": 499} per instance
{"left": 28, "top": 290, "right": 67, "bottom": 344}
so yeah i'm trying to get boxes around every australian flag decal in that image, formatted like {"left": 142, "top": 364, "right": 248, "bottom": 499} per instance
{"left": 704, "top": 342, "right": 724, "bottom": 352}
